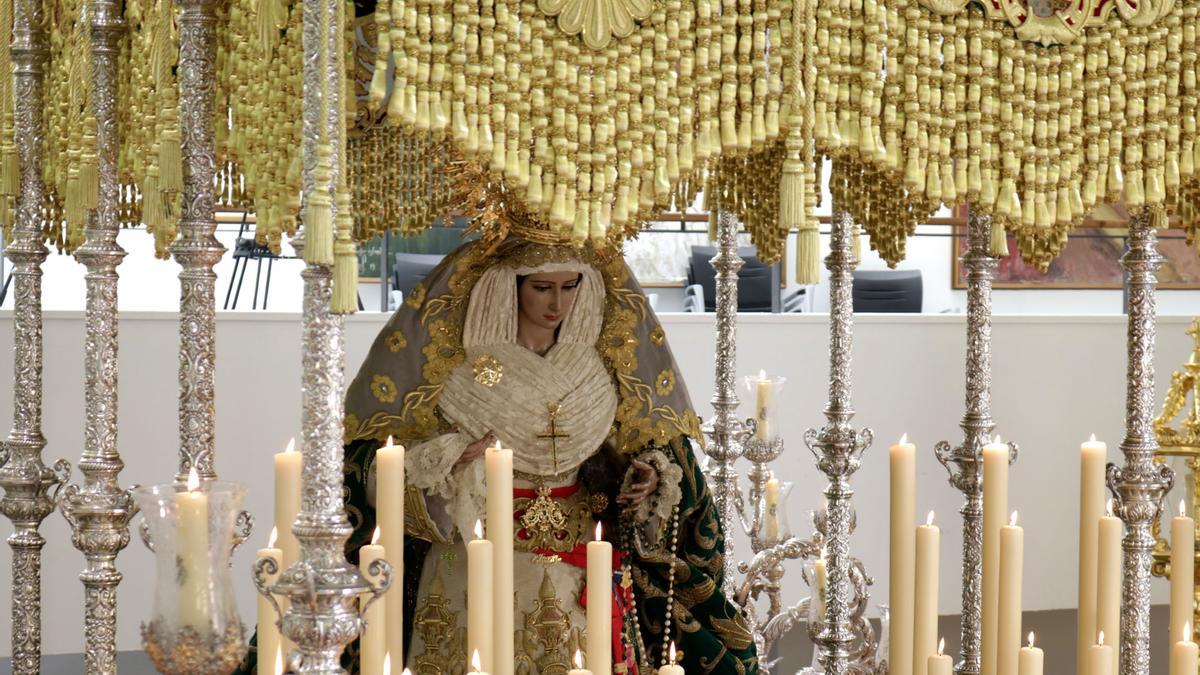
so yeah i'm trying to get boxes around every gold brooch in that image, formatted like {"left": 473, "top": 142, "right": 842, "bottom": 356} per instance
{"left": 589, "top": 493, "right": 609, "bottom": 514}
{"left": 473, "top": 354, "right": 504, "bottom": 387}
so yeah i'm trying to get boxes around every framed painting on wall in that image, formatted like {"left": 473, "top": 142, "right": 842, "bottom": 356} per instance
{"left": 951, "top": 225, "right": 1200, "bottom": 290}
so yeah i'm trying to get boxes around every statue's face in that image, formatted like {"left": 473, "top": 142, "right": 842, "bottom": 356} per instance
{"left": 518, "top": 271, "right": 583, "bottom": 332}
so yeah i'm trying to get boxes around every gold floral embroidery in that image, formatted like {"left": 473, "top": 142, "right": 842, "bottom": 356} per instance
{"left": 650, "top": 325, "right": 666, "bottom": 346}
{"left": 472, "top": 354, "right": 504, "bottom": 387}
{"left": 405, "top": 282, "right": 427, "bottom": 308}
{"left": 370, "top": 374, "right": 398, "bottom": 403}
{"left": 386, "top": 330, "right": 407, "bottom": 352}
{"left": 656, "top": 369, "right": 676, "bottom": 397}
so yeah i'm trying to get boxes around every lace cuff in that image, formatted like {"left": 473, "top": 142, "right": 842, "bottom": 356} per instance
{"left": 625, "top": 448, "right": 684, "bottom": 547}
{"left": 404, "top": 432, "right": 472, "bottom": 500}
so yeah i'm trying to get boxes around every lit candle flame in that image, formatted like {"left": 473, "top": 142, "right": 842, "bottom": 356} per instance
{"left": 1098, "top": 630, "right": 1106, "bottom": 646}
{"left": 574, "top": 649, "right": 584, "bottom": 669}
{"left": 1089, "top": 432, "right": 1097, "bottom": 443}
{"left": 471, "top": 649, "right": 482, "bottom": 672}
{"left": 386, "top": 435, "right": 394, "bottom": 448}
{"left": 268, "top": 526, "right": 279, "bottom": 548}
{"left": 285, "top": 437, "right": 296, "bottom": 454}
{"left": 1009, "top": 511, "right": 1019, "bottom": 527}
{"left": 383, "top": 653, "right": 391, "bottom": 675}
{"left": 1187, "top": 622, "right": 1193, "bottom": 642}
{"left": 1106, "top": 499, "right": 1115, "bottom": 517}
{"left": 475, "top": 520, "right": 484, "bottom": 540}
{"left": 669, "top": 641, "right": 678, "bottom": 664}
{"left": 1027, "top": 632, "right": 1036, "bottom": 649}
{"left": 595, "top": 521, "right": 603, "bottom": 542}
{"left": 274, "top": 646, "right": 283, "bottom": 675}
{"left": 926, "top": 511, "right": 935, "bottom": 527}
{"left": 993, "top": 434, "right": 1002, "bottom": 445}
{"left": 186, "top": 467, "right": 200, "bottom": 492}
{"left": 900, "top": 433, "right": 908, "bottom": 445}
{"left": 1181, "top": 500, "right": 1187, "bottom": 518}
{"left": 759, "top": 369, "right": 767, "bottom": 380}
{"left": 937, "top": 638, "right": 945, "bottom": 656}
{"left": 371, "top": 526, "right": 382, "bottom": 545}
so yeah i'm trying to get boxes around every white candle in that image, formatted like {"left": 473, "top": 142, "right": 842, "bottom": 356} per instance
{"left": 569, "top": 649, "right": 594, "bottom": 675}
{"left": 1077, "top": 435, "right": 1106, "bottom": 675}
{"left": 485, "top": 441, "right": 514, "bottom": 675}
{"left": 587, "top": 522, "right": 613, "bottom": 675}
{"left": 1089, "top": 632, "right": 1113, "bottom": 675}
{"left": 1171, "top": 623, "right": 1199, "bottom": 675}
{"left": 997, "top": 512, "right": 1024, "bottom": 675}
{"left": 177, "top": 468, "right": 211, "bottom": 629}
{"left": 658, "top": 642, "right": 685, "bottom": 675}
{"left": 815, "top": 554, "right": 828, "bottom": 617}
{"left": 360, "top": 528, "right": 386, "bottom": 675}
{"left": 274, "top": 438, "right": 301, "bottom": 656}
{"left": 1018, "top": 633, "right": 1043, "bottom": 675}
{"left": 891, "top": 434, "right": 917, "bottom": 675}
{"left": 927, "top": 639, "right": 953, "bottom": 675}
{"left": 764, "top": 478, "right": 781, "bottom": 541}
{"left": 914, "top": 511, "right": 940, "bottom": 675}
{"left": 376, "top": 436, "right": 406, "bottom": 666}
{"left": 754, "top": 370, "right": 771, "bottom": 440}
{"left": 468, "top": 520, "right": 494, "bottom": 671}
{"left": 982, "top": 436, "right": 1010, "bottom": 675}
{"left": 1097, "top": 502, "right": 1121, "bottom": 675}
{"left": 256, "top": 528, "right": 282, "bottom": 675}
{"left": 1171, "top": 499, "right": 1195, "bottom": 654}
{"left": 274, "top": 438, "right": 302, "bottom": 568}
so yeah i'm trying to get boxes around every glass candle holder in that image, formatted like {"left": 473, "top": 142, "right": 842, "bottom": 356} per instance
{"left": 743, "top": 371, "right": 786, "bottom": 441}
{"left": 133, "top": 479, "right": 248, "bottom": 675}
{"left": 757, "top": 478, "right": 794, "bottom": 545}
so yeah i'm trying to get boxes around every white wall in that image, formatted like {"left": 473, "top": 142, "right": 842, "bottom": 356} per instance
{"left": 0, "top": 311, "right": 1194, "bottom": 655}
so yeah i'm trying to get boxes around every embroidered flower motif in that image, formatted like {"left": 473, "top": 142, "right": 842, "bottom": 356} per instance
{"left": 370, "top": 374, "right": 398, "bottom": 403}
{"left": 650, "top": 325, "right": 666, "bottom": 347}
{"left": 537, "top": 0, "right": 653, "bottom": 50}
{"left": 655, "top": 369, "right": 676, "bottom": 397}
{"left": 386, "top": 330, "right": 408, "bottom": 352}
{"left": 405, "top": 283, "right": 427, "bottom": 308}
{"left": 473, "top": 354, "right": 504, "bottom": 387}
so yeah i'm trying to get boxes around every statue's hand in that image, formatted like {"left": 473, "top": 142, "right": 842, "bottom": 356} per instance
{"left": 456, "top": 430, "right": 496, "bottom": 467}
{"left": 618, "top": 458, "right": 659, "bottom": 511}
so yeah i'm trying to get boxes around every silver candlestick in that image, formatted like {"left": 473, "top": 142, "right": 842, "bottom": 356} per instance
{"left": 934, "top": 209, "right": 1017, "bottom": 675}
{"left": 1110, "top": 208, "right": 1174, "bottom": 675}
{"left": 57, "top": 2, "right": 138, "bottom": 673}
{"left": 0, "top": 2, "right": 65, "bottom": 672}
{"left": 804, "top": 206, "right": 874, "bottom": 675}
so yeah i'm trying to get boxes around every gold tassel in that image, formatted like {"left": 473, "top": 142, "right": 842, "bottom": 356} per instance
{"left": 852, "top": 220, "right": 862, "bottom": 263}
{"left": 707, "top": 210, "right": 718, "bottom": 241}
{"left": 795, "top": 219, "right": 820, "bottom": 284}
{"left": 1, "top": 147, "right": 18, "bottom": 196}
{"left": 989, "top": 217, "right": 1009, "bottom": 257}
{"left": 303, "top": 145, "right": 335, "bottom": 265}
{"left": 332, "top": 236, "right": 359, "bottom": 313}
{"left": 158, "top": 130, "right": 183, "bottom": 193}
{"left": 142, "top": 173, "right": 160, "bottom": 230}
{"left": 79, "top": 157, "right": 99, "bottom": 209}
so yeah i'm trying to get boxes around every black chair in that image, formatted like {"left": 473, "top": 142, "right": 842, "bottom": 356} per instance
{"left": 223, "top": 213, "right": 283, "bottom": 310}
{"left": 851, "top": 270, "right": 923, "bottom": 312}
{"left": 392, "top": 252, "right": 445, "bottom": 297}
{"left": 687, "top": 245, "right": 804, "bottom": 312}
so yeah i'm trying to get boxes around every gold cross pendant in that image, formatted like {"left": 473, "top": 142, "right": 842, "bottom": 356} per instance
{"left": 537, "top": 401, "right": 570, "bottom": 473}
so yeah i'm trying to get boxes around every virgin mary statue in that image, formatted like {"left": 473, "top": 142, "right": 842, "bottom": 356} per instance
{"left": 238, "top": 216, "right": 757, "bottom": 673}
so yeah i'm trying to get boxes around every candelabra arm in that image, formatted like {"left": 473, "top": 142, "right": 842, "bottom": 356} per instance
{"left": 231, "top": 510, "right": 254, "bottom": 555}
{"left": 359, "top": 558, "right": 395, "bottom": 617}
{"left": 253, "top": 555, "right": 285, "bottom": 631}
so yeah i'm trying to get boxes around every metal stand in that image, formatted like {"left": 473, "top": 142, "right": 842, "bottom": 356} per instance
{"left": 934, "top": 209, "right": 1017, "bottom": 675}
{"left": 57, "top": 3, "right": 138, "bottom": 673}
{"left": 0, "top": 3, "right": 66, "bottom": 672}
{"left": 1111, "top": 208, "right": 1174, "bottom": 675}
{"left": 804, "top": 207, "right": 874, "bottom": 675}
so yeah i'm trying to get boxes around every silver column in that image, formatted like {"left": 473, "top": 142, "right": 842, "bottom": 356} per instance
{"left": 173, "top": 0, "right": 225, "bottom": 482}
{"left": 805, "top": 207, "right": 873, "bottom": 675}
{"left": 1111, "top": 208, "right": 1174, "bottom": 675}
{"left": 934, "top": 209, "right": 1011, "bottom": 675}
{"left": 700, "top": 209, "right": 751, "bottom": 589}
{"left": 57, "top": 2, "right": 137, "bottom": 673}
{"left": 0, "top": 2, "right": 66, "bottom": 672}
{"left": 258, "top": 0, "right": 388, "bottom": 671}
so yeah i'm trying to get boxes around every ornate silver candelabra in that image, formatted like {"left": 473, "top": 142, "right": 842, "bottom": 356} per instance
{"left": 802, "top": 207, "right": 875, "bottom": 675}
{"left": 1110, "top": 208, "right": 1174, "bottom": 675}
{"left": 0, "top": 2, "right": 65, "bottom": 672}
{"left": 703, "top": 206, "right": 882, "bottom": 674}
{"left": 56, "top": 2, "right": 139, "bottom": 674}
{"left": 933, "top": 209, "right": 1017, "bottom": 675}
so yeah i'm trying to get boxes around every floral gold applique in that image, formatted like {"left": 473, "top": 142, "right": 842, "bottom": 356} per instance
{"left": 370, "top": 374, "right": 398, "bottom": 403}
{"left": 386, "top": 330, "right": 407, "bottom": 352}
{"left": 650, "top": 325, "right": 666, "bottom": 346}
{"left": 655, "top": 369, "right": 676, "bottom": 397}
{"left": 472, "top": 354, "right": 504, "bottom": 387}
